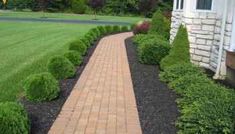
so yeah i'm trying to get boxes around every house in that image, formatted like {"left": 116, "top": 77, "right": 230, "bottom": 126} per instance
{"left": 170, "top": 0, "right": 235, "bottom": 84}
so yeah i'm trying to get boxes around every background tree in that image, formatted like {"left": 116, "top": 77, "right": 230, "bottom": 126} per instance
{"left": 71, "top": 0, "right": 87, "bottom": 14}
{"left": 138, "top": 0, "right": 158, "bottom": 17}
{"left": 88, "top": 0, "right": 105, "bottom": 19}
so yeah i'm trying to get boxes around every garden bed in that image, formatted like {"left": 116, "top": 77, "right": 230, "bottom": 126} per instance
{"left": 20, "top": 39, "right": 99, "bottom": 134}
{"left": 125, "top": 37, "right": 179, "bottom": 134}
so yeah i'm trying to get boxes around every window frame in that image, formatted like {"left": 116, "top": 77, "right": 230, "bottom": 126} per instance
{"left": 175, "top": 0, "right": 184, "bottom": 11}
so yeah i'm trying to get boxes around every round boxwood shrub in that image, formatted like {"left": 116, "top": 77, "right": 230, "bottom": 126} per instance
{"left": 113, "top": 25, "right": 121, "bottom": 33}
{"left": 48, "top": 56, "right": 75, "bottom": 80}
{"left": 80, "top": 38, "right": 90, "bottom": 48}
{"left": 84, "top": 34, "right": 94, "bottom": 44}
{"left": 64, "top": 51, "right": 82, "bottom": 66}
{"left": 0, "top": 102, "right": 29, "bottom": 134}
{"left": 69, "top": 39, "right": 87, "bottom": 55}
{"left": 97, "top": 26, "right": 106, "bottom": 35}
{"left": 105, "top": 25, "right": 113, "bottom": 34}
{"left": 121, "top": 25, "right": 129, "bottom": 32}
{"left": 23, "top": 72, "right": 59, "bottom": 102}
{"left": 138, "top": 38, "right": 170, "bottom": 65}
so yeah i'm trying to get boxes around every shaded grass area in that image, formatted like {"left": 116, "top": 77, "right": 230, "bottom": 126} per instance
{"left": 0, "top": 21, "right": 96, "bottom": 102}
{"left": 0, "top": 11, "right": 146, "bottom": 23}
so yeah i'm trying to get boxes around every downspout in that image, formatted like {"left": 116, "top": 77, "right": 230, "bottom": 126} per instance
{"left": 213, "top": 0, "right": 228, "bottom": 79}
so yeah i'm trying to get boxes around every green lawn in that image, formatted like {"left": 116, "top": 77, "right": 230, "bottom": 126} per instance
{"left": 0, "top": 21, "right": 96, "bottom": 102}
{"left": 0, "top": 11, "right": 146, "bottom": 23}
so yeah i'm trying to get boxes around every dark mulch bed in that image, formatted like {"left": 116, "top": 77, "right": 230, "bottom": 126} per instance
{"left": 125, "top": 37, "right": 179, "bottom": 134}
{"left": 20, "top": 39, "right": 99, "bottom": 134}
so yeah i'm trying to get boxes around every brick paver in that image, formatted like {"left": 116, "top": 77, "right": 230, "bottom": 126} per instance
{"left": 48, "top": 32, "right": 142, "bottom": 134}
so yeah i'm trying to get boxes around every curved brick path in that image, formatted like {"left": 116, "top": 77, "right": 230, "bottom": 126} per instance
{"left": 49, "top": 32, "right": 142, "bottom": 134}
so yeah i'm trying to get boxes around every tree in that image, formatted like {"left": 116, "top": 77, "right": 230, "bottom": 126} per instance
{"left": 138, "top": 0, "right": 158, "bottom": 17}
{"left": 88, "top": 0, "right": 105, "bottom": 19}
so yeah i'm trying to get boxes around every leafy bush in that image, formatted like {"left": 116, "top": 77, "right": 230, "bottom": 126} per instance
{"left": 69, "top": 39, "right": 87, "bottom": 55}
{"left": 71, "top": 0, "right": 87, "bottom": 14}
{"left": 137, "top": 38, "right": 170, "bottom": 65}
{"left": 113, "top": 25, "right": 121, "bottom": 32}
{"left": 64, "top": 51, "right": 82, "bottom": 66}
{"left": 80, "top": 38, "right": 90, "bottom": 48}
{"left": 133, "top": 34, "right": 166, "bottom": 46}
{"left": 90, "top": 28, "right": 101, "bottom": 38}
{"left": 0, "top": 102, "right": 29, "bottom": 134}
{"left": 105, "top": 25, "right": 113, "bottom": 34}
{"left": 97, "top": 26, "right": 106, "bottom": 35}
{"left": 159, "top": 63, "right": 204, "bottom": 83}
{"left": 177, "top": 83, "right": 235, "bottom": 134}
{"left": 47, "top": 56, "right": 75, "bottom": 80}
{"left": 121, "top": 25, "right": 129, "bottom": 32}
{"left": 149, "top": 10, "right": 170, "bottom": 39}
{"left": 133, "top": 21, "right": 151, "bottom": 35}
{"left": 23, "top": 72, "right": 59, "bottom": 102}
{"left": 160, "top": 25, "right": 190, "bottom": 70}
{"left": 84, "top": 34, "right": 94, "bottom": 44}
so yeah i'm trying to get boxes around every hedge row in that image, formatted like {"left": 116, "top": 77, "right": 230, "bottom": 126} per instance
{"left": 0, "top": 25, "right": 130, "bottom": 134}
{"left": 159, "top": 25, "right": 235, "bottom": 133}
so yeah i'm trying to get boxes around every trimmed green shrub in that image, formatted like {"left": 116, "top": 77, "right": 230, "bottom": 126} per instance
{"left": 90, "top": 28, "right": 101, "bottom": 39}
{"left": 69, "top": 39, "right": 87, "bottom": 55}
{"left": 105, "top": 25, "right": 113, "bottom": 34}
{"left": 149, "top": 10, "right": 170, "bottom": 39}
{"left": 113, "top": 25, "right": 121, "bottom": 32}
{"left": 80, "top": 38, "right": 90, "bottom": 48}
{"left": 169, "top": 74, "right": 213, "bottom": 95}
{"left": 23, "top": 72, "right": 59, "bottom": 102}
{"left": 133, "top": 34, "right": 166, "bottom": 46}
{"left": 0, "top": 102, "right": 29, "bottom": 134}
{"left": 71, "top": 0, "right": 87, "bottom": 14}
{"left": 64, "top": 51, "right": 82, "bottom": 66}
{"left": 48, "top": 56, "right": 75, "bottom": 80}
{"left": 97, "top": 26, "right": 106, "bottom": 35}
{"left": 176, "top": 83, "right": 235, "bottom": 134}
{"left": 160, "top": 25, "right": 190, "bottom": 70}
{"left": 159, "top": 63, "right": 204, "bottom": 83}
{"left": 84, "top": 34, "right": 94, "bottom": 44}
{"left": 138, "top": 38, "right": 170, "bottom": 65}
{"left": 121, "top": 25, "right": 129, "bottom": 32}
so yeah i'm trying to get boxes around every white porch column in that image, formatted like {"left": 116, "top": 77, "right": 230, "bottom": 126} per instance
{"left": 230, "top": 2, "right": 235, "bottom": 51}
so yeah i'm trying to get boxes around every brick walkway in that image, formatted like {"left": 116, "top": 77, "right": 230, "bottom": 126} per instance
{"left": 49, "top": 32, "right": 142, "bottom": 134}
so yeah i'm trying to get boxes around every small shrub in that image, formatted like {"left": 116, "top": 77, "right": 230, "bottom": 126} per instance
{"left": 113, "top": 25, "right": 121, "bottom": 32}
{"left": 149, "top": 10, "right": 170, "bottom": 39}
{"left": 64, "top": 51, "right": 82, "bottom": 66}
{"left": 0, "top": 102, "right": 29, "bottom": 134}
{"left": 159, "top": 63, "right": 204, "bottom": 83}
{"left": 90, "top": 28, "right": 101, "bottom": 38}
{"left": 133, "top": 21, "right": 151, "bottom": 35}
{"left": 177, "top": 83, "right": 235, "bottom": 133}
{"left": 97, "top": 26, "right": 106, "bottom": 35}
{"left": 84, "top": 34, "right": 94, "bottom": 44}
{"left": 80, "top": 38, "right": 90, "bottom": 48}
{"left": 105, "top": 25, "right": 113, "bottom": 34}
{"left": 138, "top": 38, "right": 170, "bottom": 65}
{"left": 69, "top": 39, "right": 87, "bottom": 55}
{"left": 160, "top": 25, "right": 190, "bottom": 70}
{"left": 133, "top": 34, "right": 166, "bottom": 46}
{"left": 23, "top": 72, "right": 59, "bottom": 102}
{"left": 121, "top": 25, "right": 129, "bottom": 32}
{"left": 48, "top": 56, "right": 75, "bottom": 80}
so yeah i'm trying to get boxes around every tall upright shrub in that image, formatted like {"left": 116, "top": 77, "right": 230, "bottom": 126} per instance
{"left": 160, "top": 25, "right": 190, "bottom": 70}
{"left": 149, "top": 10, "right": 170, "bottom": 39}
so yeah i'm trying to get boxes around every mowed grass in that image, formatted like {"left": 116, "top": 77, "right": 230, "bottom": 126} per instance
{"left": 0, "top": 21, "right": 96, "bottom": 102}
{"left": 0, "top": 11, "right": 146, "bottom": 23}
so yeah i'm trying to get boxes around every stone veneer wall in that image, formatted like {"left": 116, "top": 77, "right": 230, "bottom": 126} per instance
{"left": 170, "top": 10, "right": 233, "bottom": 76}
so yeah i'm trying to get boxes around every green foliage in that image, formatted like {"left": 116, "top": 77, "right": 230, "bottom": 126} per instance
{"left": 105, "top": 25, "right": 113, "bottom": 34}
{"left": 0, "top": 102, "right": 29, "bottom": 134}
{"left": 159, "top": 63, "right": 204, "bottom": 83}
{"left": 176, "top": 83, "right": 235, "bottom": 134}
{"left": 97, "top": 26, "right": 106, "bottom": 35}
{"left": 121, "top": 25, "right": 129, "bottom": 32}
{"left": 149, "top": 10, "right": 170, "bottom": 39}
{"left": 47, "top": 56, "right": 75, "bottom": 80}
{"left": 23, "top": 72, "right": 59, "bottom": 102}
{"left": 84, "top": 34, "right": 94, "bottom": 44}
{"left": 64, "top": 51, "right": 82, "bottom": 66}
{"left": 69, "top": 39, "right": 87, "bottom": 55}
{"left": 80, "top": 37, "right": 90, "bottom": 48}
{"left": 137, "top": 37, "right": 170, "bottom": 65}
{"left": 133, "top": 34, "right": 166, "bottom": 45}
{"left": 113, "top": 25, "right": 121, "bottom": 32}
{"left": 71, "top": 0, "right": 87, "bottom": 14}
{"left": 160, "top": 25, "right": 190, "bottom": 70}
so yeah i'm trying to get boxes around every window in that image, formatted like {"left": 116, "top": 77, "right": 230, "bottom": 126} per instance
{"left": 196, "top": 0, "right": 212, "bottom": 10}
{"left": 175, "top": 0, "right": 184, "bottom": 10}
